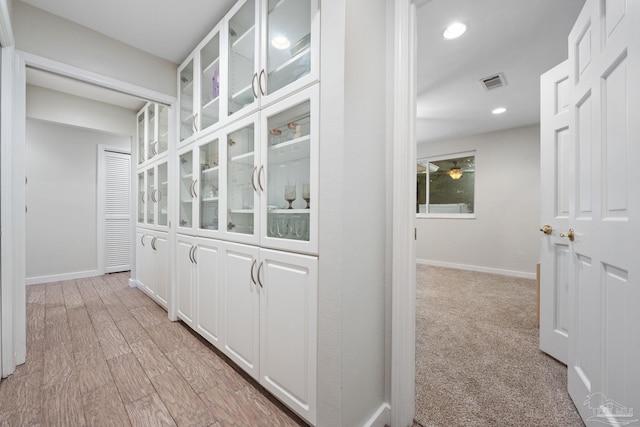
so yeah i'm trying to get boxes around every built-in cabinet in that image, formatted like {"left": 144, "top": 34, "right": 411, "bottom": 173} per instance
{"left": 136, "top": 230, "right": 169, "bottom": 308}
{"left": 178, "top": 0, "right": 319, "bottom": 146}
{"left": 138, "top": 102, "right": 169, "bottom": 165}
{"left": 135, "top": 1, "right": 319, "bottom": 424}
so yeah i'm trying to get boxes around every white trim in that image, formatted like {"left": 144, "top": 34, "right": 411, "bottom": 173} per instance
{"left": 416, "top": 259, "right": 537, "bottom": 280}
{"left": 363, "top": 403, "right": 391, "bottom": 427}
{"left": 128, "top": 278, "right": 140, "bottom": 289}
{"left": 17, "top": 51, "right": 176, "bottom": 106}
{"left": 97, "top": 144, "right": 131, "bottom": 275}
{"left": 390, "top": 0, "right": 417, "bottom": 426}
{"left": 25, "top": 270, "right": 100, "bottom": 286}
{"left": 0, "top": 0, "right": 14, "bottom": 48}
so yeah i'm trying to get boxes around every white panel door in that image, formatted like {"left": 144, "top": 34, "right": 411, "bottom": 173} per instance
{"left": 539, "top": 60, "right": 571, "bottom": 364}
{"left": 259, "top": 248, "right": 317, "bottom": 424}
{"left": 136, "top": 231, "right": 146, "bottom": 290}
{"left": 176, "top": 236, "right": 196, "bottom": 325}
{"left": 220, "top": 241, "right": 260, "bottom": 379}
{"left": 195, "top": 238, "right": 221, "bottom": 345}
{"left": 104, "top": 151, "right": 131, "bottom": 273}
{"left": 566, "top": 0, "right": 640, "bottom": 424}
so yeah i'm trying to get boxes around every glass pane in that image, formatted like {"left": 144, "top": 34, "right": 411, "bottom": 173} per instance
{"left": 158, "top": 162, "right": 168, "bottom": 226}
{"left": 227, "top": 124, "right": 255, "bottom": 235}
{"left": 146, "top": 168, "right": 155, "bottom": 224}
{"left": 228, "top": 0, "right": 256, "bottom": 116}
{"left": 147, "top": 106, "right": 156, "bottom": 158}
{"left": 180, "top": 60, "right": 195, "bottom": 141}
{"left": 266, "top": 100, "right": 310, "bottom": 241}
{"left": 137, "top": 114, "right": 145, "bottom": 164}
{"left": 158, "top": 104, "right": 169, "bottom": 154}
{"left": 179, "top": 151, "right": 194, "bottom": 228}
{"left": 427, "top": 155, "right": 475, "bottom": 214}
{"left": 199, "top": 139, "right": 220, "bottom": 230}
{"left": 137, "top": 172, "right": 144, "bottom": 223}
{"left": 200, "top": 34, "right": 221, "bottom": 130}
{"left": 267, "top": 0, "right": 311, "bottom": 94}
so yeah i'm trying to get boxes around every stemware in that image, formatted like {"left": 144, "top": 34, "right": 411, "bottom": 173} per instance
{"left": 285, "top": 184, "right": 296, "bottom": 209}
{"left": 302, "top": 183, "right": 310, "bottom": 209}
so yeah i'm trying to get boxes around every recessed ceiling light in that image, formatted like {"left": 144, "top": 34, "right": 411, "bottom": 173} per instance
{"left": 443, "top": 22, "right": 467, "bottom": 40}
{"left": 271, "top": 36, "right": 291, "bottom": 49}
{"left": 492, "top": 107, "right": 508, "bottom": 115}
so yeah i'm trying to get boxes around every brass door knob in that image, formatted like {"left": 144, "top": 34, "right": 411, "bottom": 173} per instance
{"left": 539, "top": 225, "right": 552, "bottom": 235}
{"left": 560, "top": 229, "right": 575, "bottom": 241}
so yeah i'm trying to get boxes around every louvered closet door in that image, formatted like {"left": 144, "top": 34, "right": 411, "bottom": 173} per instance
{"left": 104, "top": 151, "right": 132, "bottom": 273}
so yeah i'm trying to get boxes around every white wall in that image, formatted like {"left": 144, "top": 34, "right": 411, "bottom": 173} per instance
{"left": 318, "top": 0, "right": 389, "bottom": 426}
{"left": 12, "top": 0, "right": 176, "bottom": 96}
{"left": 417, "top": 124, "right": 540, "bottom": 278}
{"left": 25, "top": 119, "right": 131, "bottom": 283}
{"left": 27, "top": 85, "right": 137, "bottom": 136}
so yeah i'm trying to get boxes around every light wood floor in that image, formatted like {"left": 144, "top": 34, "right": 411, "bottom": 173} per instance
{"left": 0, "top": 273, "right": 306, "bottom": 427}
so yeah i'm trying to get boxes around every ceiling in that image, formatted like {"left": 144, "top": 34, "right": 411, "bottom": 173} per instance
{"left": 416, "top": 0, "right": 584, "bottom": 144}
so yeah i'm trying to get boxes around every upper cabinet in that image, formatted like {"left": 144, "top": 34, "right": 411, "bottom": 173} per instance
{"left": 137, "top": 102, "right": 169, "bottom": 165}
{"left": 178, "top": 0, "right": 319, "bottom": 146}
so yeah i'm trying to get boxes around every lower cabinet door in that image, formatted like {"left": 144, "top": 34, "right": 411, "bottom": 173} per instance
{"left": 136, "top": 231, "right": 146, "bottom": 290}
{"left": 153, "top": 234, "right": 169, "bottom": 307}
{"left": 176, "top": 236, "right": 195, "bottom": 325}
{"left": 259, "top": 248, "right": 318, "bottom": 425}
{"left": 221, "top": 242, "right": 261, "bottom": 380}
{"left": 195, "top": 238, "right": 221, "bottom": 345}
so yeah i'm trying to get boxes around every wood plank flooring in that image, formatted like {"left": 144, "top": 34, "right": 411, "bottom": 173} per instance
{"left": 0, "top": 273, "right": 306, "bottom": 427}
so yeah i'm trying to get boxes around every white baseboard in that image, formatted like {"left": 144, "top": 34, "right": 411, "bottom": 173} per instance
{"left": 26, "top": 269, "right": 100, "bottom": 285}
{"left": 363, "top": 403, "right": 391, "bottom": 427}
{"left": 416, "top": 259, "right": 536, "bottom": 280}
{"left": 128, "top": 278, "right": 139, "bottom": 288}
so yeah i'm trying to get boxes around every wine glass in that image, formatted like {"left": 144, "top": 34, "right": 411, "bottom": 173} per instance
{"left": 302, "top": 183, "right": 310, "bottom": 209}
{"left": 284, "top": 184, "right": 296, "bottom": 209}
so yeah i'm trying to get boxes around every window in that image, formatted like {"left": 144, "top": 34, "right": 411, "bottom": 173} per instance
{"left": 417, "top": 152, "right": 475, "bottom": 218}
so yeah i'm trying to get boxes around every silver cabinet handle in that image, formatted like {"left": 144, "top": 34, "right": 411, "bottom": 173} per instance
{"left": 250, "top": 259, "right": 257, "bottom": 285}
{"left": 141, "top": 234, "right": 146, "bottom": 246}
{"left": 251, "top": 166, "right": 258, "bottom": 192}
{"left": 150, "top": 190, "right": 156, "bottom": 203}
{"left": 155, "top": 189, "right": 162, "bottom": 202}
{"left": 188, "top": 246, "right": 194, "bottom": 263}
{"left": 192, "top": 246, "right": 198, "bottom": 264}
{"left": 251, "top": 72, "right": 258, "bottom": 99}
{"left": 257, "top": 165, "right": 265, "bottom": 191}
{"left": 141, "top": 191, "right": 146, "bottom": 204}
{"left": 190, "top": 180, "right": 196, "bottom": 198}
{"left": 153, "top": 142, "right": 158, "bottom": 156}
{"left": 256, "top": 261, "right": 264, "bottom": 288}
{"left": 258, "top": 69, "right": 266, "bottom": 96}
{"left": 191, "top": 114, "right": 197, "bottom": 134}
{"left": 151, "top": 237, "right": 157, "bottom": 251}
{"left": 193, "top": 179, "right": 199, "bottom": 198}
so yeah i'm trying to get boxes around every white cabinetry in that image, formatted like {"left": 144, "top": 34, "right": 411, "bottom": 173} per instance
{"left": 137, "top": 159, "right": 169, "bottom": 228}
{"left": 178, "top": 0, "right": 319, "bottom": 145}
{"left": 176, "top": 234, "right": 223, "bottom": 346}
{"left": 136, "top": 230, "right": 169, "bottom": 308}
{"left": 220, "top": 242, "right": 317, "bottom": 424}
{"left": 137, "top": 102, "right": 169, "bottom": 165}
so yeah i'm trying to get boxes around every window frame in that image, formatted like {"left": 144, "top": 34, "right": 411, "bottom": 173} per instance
{"left": 417, "top": 151, "right": 476, "bottom": 219}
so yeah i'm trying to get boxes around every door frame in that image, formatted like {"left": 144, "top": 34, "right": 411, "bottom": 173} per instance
{"left": 97, "top": 145, "right": 132, "bottom": 275}
{"left": 390, "top": 0, "right": 417, "bottom": 426}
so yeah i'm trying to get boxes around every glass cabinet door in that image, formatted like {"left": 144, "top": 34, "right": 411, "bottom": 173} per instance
{"left": 157, "top": 162, "right": 168, "bottom": 227}
{"left": 147, "top": 105, "right": 157, "bottom": 158}
{"left": 199, "top": 138, "right": 220, "bottom": 231}
{"left": 200, "top": 33, "right": 221, "bottom": 131}
{"left": 228, "top": 0, "right": 257, "bottom": 117}
{"left": 180, "top": 59, "right": 196, "bottom": 142}
{"left": 227, "top": 121, "right": 256, "bottom": 237}
{"left": 138, "top": 172, "right": 145, "bottom": 223}
{"left": 265, "top": 99, "right": 311, "bottom": 242}
{"left": 179, "top": 151, "right": 194, "bottom": 228}
{"left": 137, "top": 113, "right": 145, "bottom": 165}
{"left": 158, "top": 105, "right": 169, "bottom": 155}
{"left": 265, "top": 0, "right": 312, "bottom": 95}
{"left": 146, "top": 167, "right": 155, "bottom": 225}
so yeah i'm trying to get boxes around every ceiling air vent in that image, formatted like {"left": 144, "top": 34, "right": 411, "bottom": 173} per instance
{"left": 480, "top": 73, "right": 507, "bottom": 91}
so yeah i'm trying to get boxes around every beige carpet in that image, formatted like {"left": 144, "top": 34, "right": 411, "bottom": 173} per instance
{"left": 414, "top": 265, "right": 584, "bottom": 427}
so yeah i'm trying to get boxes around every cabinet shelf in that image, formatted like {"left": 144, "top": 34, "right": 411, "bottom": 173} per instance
{"left": 231, "top": 84, "right": 253, "bottom": 103}
{"left": 161, "top": 181, "right": 169, "bottom": 186}
{"left": 202, "top": 96, "right": 220, "bottom": 112}
{"left": 202, "top": 57, "right": 220, "bottom": 75}
{"left": 231, "top": 25, "right": 255, "bottom": 59}
{"left": 202, "top": 197, "right": 219, "bottom": 202}
{"left": 181, "top": 80, "right": 194, "bottom": 92}
{"left": 230, "top": 151, "right": 255, "bottom": 164}
{"left": 201, "top": 166, "right": 219, "bottom": 174}
{"left": 182, "top": 173, "right": 193, "bottom": 179}
{"left": 230, "top": 209, "right": 254, "bottom": 214}
{"left": 268, "top": 209, "right": 310, "bottom": 214}
{"left": 272, "top": 46, "right": 310, "bottom": 75}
